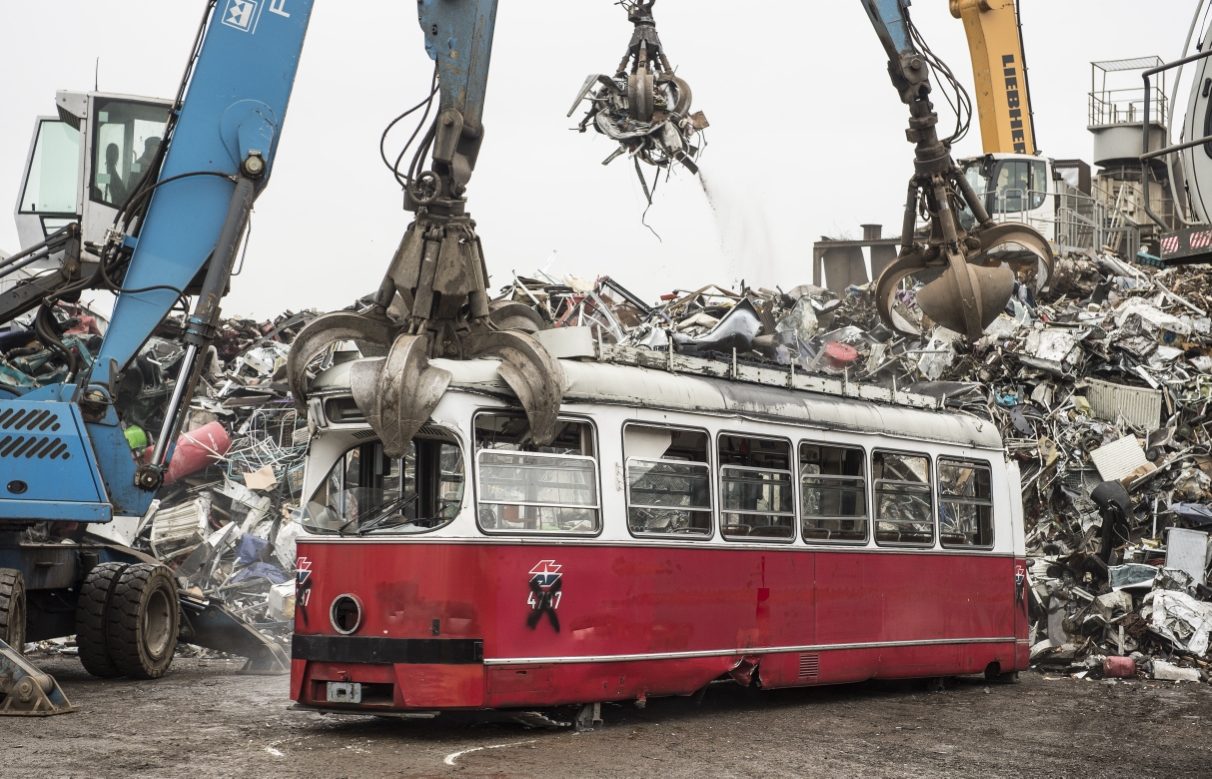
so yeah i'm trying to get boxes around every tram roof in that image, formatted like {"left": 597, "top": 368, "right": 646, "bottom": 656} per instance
{"left": 313, "top": 342, "right": 1003, "bottom": 451}
{"left": 445, "top": 358, "right": 999, "bottom": 450}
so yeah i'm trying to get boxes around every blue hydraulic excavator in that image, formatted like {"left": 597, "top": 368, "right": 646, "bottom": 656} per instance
{"left": 0, "top": 0, "right": 1049, "bottom": 715}
{"left": 0, "top": 0, "right": 542, "bottom": 715}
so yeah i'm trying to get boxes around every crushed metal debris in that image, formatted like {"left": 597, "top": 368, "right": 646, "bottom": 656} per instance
{"left": 569, "top": 0, "right": 708, "bottom": 204}
{"left": 1, "top": 307, "right": 315, "bottom": 653}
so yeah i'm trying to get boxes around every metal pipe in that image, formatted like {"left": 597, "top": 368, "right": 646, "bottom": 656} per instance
{"left": 1141, "top": 48, "right": 1212, "bottom": 230}
{"left": 955, "top": 166, "right": 993, "bottom": 227}
{"left": 0, "top": 247, "right": 53, "bottom": 280}
{"left": 148, "top": 344, "right": 199, "bottom": 468}
{"left": 0, "top": 224, "right": 75, "bottom": 276}
{"left": 1142, "top": 134, "right": 1212, "bottom": 161}
{"left": 146, "top": 169, "right": 256, "bottom": 479}
{"left": 1165, "top": 0, "right": 1207, "bottom": 226}
{"left": 899, "top": 180, "right": 918, "bottom": 254}
{"left": 186, "top": 175, "right": 256, "bottom": 342}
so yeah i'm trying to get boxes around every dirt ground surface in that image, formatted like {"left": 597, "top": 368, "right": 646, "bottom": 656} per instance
{"left": 6, "top": 654, "right": 1212, "bottom": 779}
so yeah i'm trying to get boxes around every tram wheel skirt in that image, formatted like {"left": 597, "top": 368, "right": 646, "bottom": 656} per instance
{"left": 290, "top": 640, "right": 1022, "bottom": 713}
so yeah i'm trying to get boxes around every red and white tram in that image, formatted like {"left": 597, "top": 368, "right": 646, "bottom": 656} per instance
{"left": 290, "top": 342, "right": 1028, "bottom": 717}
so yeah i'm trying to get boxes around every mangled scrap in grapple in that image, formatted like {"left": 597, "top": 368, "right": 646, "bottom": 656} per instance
{"left": 568, "top": 0, "right": 708, "bottom": 188}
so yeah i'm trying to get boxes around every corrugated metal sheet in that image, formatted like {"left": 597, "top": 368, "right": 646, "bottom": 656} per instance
{"left": 1085, "top": 378, "right": 1163, "bottom": 431}
{"left": 1090, "top": 436, "right": 1151, "bottom": 482}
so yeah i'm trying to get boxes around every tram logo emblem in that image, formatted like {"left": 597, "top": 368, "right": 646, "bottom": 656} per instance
{"left": 297, "top": 557, "right": 313, "bottom": 607}
{"left": 529, "top": 560, "right": 562, "bottom": 589}
{"left": 527, "top": 560, "right": 563, "bottom": 633}
{"left": 223, "top": 0, "right": 260, "bottom": 33}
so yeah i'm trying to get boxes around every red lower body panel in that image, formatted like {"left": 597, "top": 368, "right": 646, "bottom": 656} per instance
{"left": 291, "top": 542, "right": 1025, "bottom": 712}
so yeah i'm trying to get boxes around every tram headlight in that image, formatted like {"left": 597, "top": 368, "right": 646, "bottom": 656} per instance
{"left": 330, "top": 594, "right": 364, "bottom": 635}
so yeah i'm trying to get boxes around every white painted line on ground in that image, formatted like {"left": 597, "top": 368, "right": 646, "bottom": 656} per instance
{"left": 443, "top": 740, "right": 538, "bottom": 766}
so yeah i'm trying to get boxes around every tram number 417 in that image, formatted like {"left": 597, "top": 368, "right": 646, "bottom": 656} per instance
{"left": 527, "top": 590, "right": 563, "bottom": 609}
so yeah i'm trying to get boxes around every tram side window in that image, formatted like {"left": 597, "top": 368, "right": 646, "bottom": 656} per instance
{"left": 625, "top": 425, "right": 712, "bottom": 537}
{"left": 302, "top": 436, "right": 465, "bottom": 535}
{"left": 718, "top": 435, "right": 795, "bottom": 541}
{"left": 939, "top": 460, "right": 995, "bottom": 548}
{"left": 800, "top": 443, "right": 868, "bottom": 543}
{"left": 475, "top": 414, "right": 600, "bottom": 535}
{"left": 872, "top": 451, "right": 934, "bottom": 547}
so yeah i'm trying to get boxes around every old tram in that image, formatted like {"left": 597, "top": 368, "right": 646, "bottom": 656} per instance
{"left": 288, "top": 334, "right": 1029, "bottom": 720}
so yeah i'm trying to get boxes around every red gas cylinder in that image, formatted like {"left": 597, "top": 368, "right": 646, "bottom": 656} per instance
{"left": 1103, "top": 656, "right": 1137, "bottom": 678}
{"left": 142, "top": 421, "right": 232, "bottom": 484}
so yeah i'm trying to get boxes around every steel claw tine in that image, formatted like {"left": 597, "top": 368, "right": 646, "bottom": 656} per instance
{"left": 351, "top": 334, "right": 452, "bottom": 459}
{"left": 286, "top": 311, "right": 402, "bottom": 414}
{"left": 974, "top": 222, "right": 1055, "bottom": 291}
{"left": 874, "top": 252, "right": 931, "bottom": 339}
{"left": 462, "top": 331, "right": 566, "bottom": 446}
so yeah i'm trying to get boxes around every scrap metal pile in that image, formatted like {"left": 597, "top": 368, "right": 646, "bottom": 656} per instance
{"left": 500, "top": 252, "right": 1212, "bottom": 682}
{"left": 1, "top": 307, "right": 314, "bottom": 651}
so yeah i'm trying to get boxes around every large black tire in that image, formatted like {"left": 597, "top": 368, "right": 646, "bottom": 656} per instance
{"left": 76, "top": 562, "right": 128, "bottom": 678}
{"left": 106, "top": 563, "right": 179, "bottom": 680}
{"left": 0, "top": 568, "right": 26, "bottom": 653}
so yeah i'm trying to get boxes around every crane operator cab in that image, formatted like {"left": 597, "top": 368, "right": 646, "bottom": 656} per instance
{"left": 958, "top": 153, "right": 1057, "bottom": 247}
{"left": 15, "top": 91, "right": 171, "bottom": 256}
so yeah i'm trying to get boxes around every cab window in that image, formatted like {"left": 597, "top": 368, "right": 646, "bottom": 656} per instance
{"left": 718, "top": 434, "right": 795, "bottom": 542}
{"left": 20, "top": 120, "right": 80, "bottom": 217}
{"left": 800, "top": 443, "right": 868, "bottom": 543}
{"left": 873, "top": 451, "right": 934, "bottom": 547}
{"left": 625, "top": 425, "right": 712, "bottom": 537}
{"left": 302, "top": 435, "right": 465, "bottom": 535}
{"left": 90, "top": 98, "right": 170, "bottom": 207}
{"left": 475, "top": 413, "right": 600, "bottom": 535}
{"left": 994, "top": 160, "right": 1029, "bottom": 214}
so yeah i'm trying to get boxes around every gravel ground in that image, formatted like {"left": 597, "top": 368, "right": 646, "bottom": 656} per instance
{"left": 6, "top": 654, "right": 1212, "bottom": 779}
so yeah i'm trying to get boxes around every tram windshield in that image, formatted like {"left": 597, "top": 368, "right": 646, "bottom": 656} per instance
{"left": 302, "top": 436, "right": 465, "bottom": 535}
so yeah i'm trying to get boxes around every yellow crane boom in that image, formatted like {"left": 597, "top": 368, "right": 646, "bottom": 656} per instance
{"left": 950, "top": 0, "right": 1037, "bottom": 155}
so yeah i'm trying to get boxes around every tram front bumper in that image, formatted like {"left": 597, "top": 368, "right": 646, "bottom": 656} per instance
{"left": 290, "top": 635, "right": 486, "bottom": 711}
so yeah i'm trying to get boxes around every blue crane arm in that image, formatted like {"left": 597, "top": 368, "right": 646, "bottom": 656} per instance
{"left": 1, "top": 0, "right": 510, "bottom": 523}
{"left": 860, "top": 0, "right": 916, "bottom": 65}
{"left": 91, "top": 0, "right": 316, "bottom": 380}
{"left": 419, "top": 0, "right": 497, "bottom": 136}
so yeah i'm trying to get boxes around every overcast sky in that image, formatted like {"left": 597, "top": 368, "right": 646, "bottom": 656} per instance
{"left": 0, "top": 0, "right": 1203, "bottom": 319}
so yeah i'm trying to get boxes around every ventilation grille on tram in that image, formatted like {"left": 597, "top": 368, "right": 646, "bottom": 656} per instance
{"left": 798, "top": 653, "right": 820, "bottom": 679}
{"left": 0, "top": 409, "right": 70, "bottom": 460}
{"left": 348, "top": 425, "right": 448, "bottom": 442}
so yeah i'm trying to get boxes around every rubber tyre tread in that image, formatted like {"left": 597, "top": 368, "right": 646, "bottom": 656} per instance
{"left": 106, "top": 563, "right": 179, "bottom": 680}
{"left": 75, "top": 563, "right": 128, "bottom": 678}
{"left": 0, "top": 568, "right": 26, "bottom": 653}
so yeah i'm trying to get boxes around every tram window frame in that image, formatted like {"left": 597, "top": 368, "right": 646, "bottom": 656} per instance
{"left": 799, "top": 442, "right": 869, "bottom": 545}
{"left": 623, "top": 423, "right": 714, "bottom": 540}
{"left": 872, "top": 450, "right": 936, "bottom": 548}
{"left": 301, "top": 433, "right": 466, "bottom": 536}
{"left": 473, "top": 411, "right": 603, "bottom": 537}
{"left": 938, "top": 458, "right": 996, "bottom": 549}
{"left": 717, "top": 432, "right": 796, "bottom": 543}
